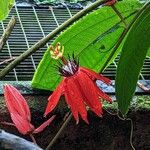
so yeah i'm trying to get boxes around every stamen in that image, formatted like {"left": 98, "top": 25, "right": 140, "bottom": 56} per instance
{"left": 49, "top": 43, "right": 79, "bottom": 77}
{"left": 49, "top": 42, "right": 65, "bottom": 61}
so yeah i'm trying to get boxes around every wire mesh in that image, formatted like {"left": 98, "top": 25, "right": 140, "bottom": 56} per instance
{"left": 0, "top": 5, "right": 150, "bottom": 83}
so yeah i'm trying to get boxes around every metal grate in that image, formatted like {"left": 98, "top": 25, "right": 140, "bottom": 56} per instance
{"left": 0, "top": 5, "right": 150, "bottom": 94}
{"left": 0, "top": 5, "right": 79, "bottom": 81}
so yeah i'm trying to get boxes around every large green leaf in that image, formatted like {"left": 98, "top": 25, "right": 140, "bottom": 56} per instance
{"left": 0, "top": 0, "right": 14, "bottom": 21}
{"left": 116, "top": 3, "right": 150, "bottom": 116}
{"left": 32, "top": 0, "right": 142, "bottom": 91}
{"left": 147, "top": 48, "right": 150, "bottom": 57}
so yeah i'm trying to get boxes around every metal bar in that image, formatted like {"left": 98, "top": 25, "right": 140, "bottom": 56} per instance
{"left": 49, "top": 7, "right": 60, "bottom": 26}
{"left": 113, "top": 60, "right": 117, "bottom": 68}
{"left": 32, "top": 6, "right": 49, "bottom": 48}
{"left": 140, "top": 73, "right": 145, "bottom": 80}
{"left": 14, "top": 5, "right": 37, "bottom": 71}
{"left": 62, "top": 3, "right": 73, "bottom": 18}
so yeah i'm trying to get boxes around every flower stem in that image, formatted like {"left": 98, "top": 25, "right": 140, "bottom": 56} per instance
{"left": 60, "top": 56, "right": 68, "bottom": 65}
{"left": 0, "top": 121, "right": 15, "bottom": 126}
{"left": 29, "top": 134, "right": 37, "bottom": 144}
{"left": 111, "top": 5, "right": 128, "bottom": 28}
{"left": 46, "top": 113, "right": 72, "bottom": 150}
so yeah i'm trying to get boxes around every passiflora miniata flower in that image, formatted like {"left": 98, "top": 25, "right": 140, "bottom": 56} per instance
{"left": 105, "top": 0, "right": 117, "bottom": 6}
{"left": 44, "top": 43, "right": 112, "bottom": 124}
{"left": 2, "top": 84, "right": 55, "bottom": 143}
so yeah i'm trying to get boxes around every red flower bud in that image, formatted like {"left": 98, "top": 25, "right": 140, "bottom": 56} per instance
{"left": 2, "top": 85, "right": 55, "bottom": 142}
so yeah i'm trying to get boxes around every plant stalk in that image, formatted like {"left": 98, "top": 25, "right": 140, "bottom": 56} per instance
{"left": 30, "top": 134, "right": 37, "bottom": 144}
{"left": 111, "top": 5, "right": 128, "bottom": 28}
{"left": 0, "top": 57, "right": 16, "bottom": 65}
{"left": 46, "top": 113, "right": 72, "bottom": 150}
{"left": 0, "top": 16, "right": 16, "bottom": 51}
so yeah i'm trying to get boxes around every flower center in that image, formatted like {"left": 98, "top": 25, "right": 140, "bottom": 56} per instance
{"left": 49, "top": 42, "right": 79, "bottom": 77}
{"left": 58, "top": 58, "right": 79, "bottom": 77}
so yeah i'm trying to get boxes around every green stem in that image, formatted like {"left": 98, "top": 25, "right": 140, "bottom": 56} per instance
{"left": 0, "top": 0, "right": 109, "bottom": 79}
{"left": 46, "top": 113, "right": 72, "bottom": 150}
{"left": 111, "top": 5, "right": 128, "bottom": 28}
{"left": 99, "top": 2, "right": 149, "bottom": 73}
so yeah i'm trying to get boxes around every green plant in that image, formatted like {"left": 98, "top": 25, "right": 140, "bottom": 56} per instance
{"left": 0, "top": 0, "right": 15, "bottom": 21}
{"left": 0, "top": 0, "right": 149, "bottom": 149}
{"left": 116, "top": 3, "right": 150, "bottom": 115}
{"left": 32, "top": 0, "right": 150, "bottom": 116}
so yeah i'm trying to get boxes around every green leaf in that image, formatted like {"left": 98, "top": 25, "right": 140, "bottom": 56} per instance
{"left": 0, "top": 0, "right": 15, "bottom": 21}
{"left": 147, "top": 48, "right": 150, "bottom": 58}
{"left": 32, "top": 0, "right": 142, "bottom": 91}
{"left": 116, "top": 3, "right": 150, "bottom": 116}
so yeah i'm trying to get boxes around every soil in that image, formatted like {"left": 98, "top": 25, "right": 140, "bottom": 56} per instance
{"left": 0, "top": 96, "right": 150, "bottom": 150}
{"left": 1, "top": 109, "right": 150, "bottom": 150}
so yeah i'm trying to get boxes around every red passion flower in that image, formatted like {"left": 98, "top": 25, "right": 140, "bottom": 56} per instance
{"left": 3, "top": 84, "right": 55, "bottom": 142}
{"left": 44, "top": 43, "right": 112, "bottom": 124}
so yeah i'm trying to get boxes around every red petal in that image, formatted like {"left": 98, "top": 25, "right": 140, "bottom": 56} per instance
{"left": 4, "top": 85, "right": 31, "bottom": 121}
{"left": 33, "top": 115, "right": 56, "bottom": 134}
{"left": 76, "top": 71, "right": 102, "bottom": 117}
{"left": 64, "top": 91, "right": 79, "bottom": 124}
{"left": 105, "top": 0, "right": 116, "bottom": 6}
{"left": 65, "top": 77, "right": 89, "bottom": 124}
{"left": 80, "top": 67, "right": 111, "bottom": 85}
{"left": 95, "top": 85, "right": 112, "bottom": 103}
{"left": 10, "top": 113, "right": 34, "bottom": 135}
{"left": 44, "top": 80, "right": 64, "bottom": 117}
